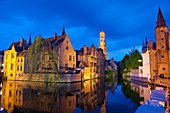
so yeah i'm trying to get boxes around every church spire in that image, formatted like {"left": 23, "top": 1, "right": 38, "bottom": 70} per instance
{"left": 62, "top": 26, "right": 65, "bottom": 35}
{"left": 28, "top": 34, "right": 32, "bottom": 46}
{"left": 156, "top": 7, "right": 166, "bottom": 28}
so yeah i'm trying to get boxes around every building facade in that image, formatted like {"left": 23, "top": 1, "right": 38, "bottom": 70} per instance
{"left": 3, "top": 38, "right": 28, "bottom": 80}
{"left": 142, "top": 8, "right": 170, "bottom": 81}
{"left": 99, "top": 32, "right": 107, "bottom": 60}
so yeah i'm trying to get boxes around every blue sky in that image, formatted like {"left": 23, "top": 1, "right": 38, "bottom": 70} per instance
{"left": 0, "top": 0, "right": 170, "bottom": 61}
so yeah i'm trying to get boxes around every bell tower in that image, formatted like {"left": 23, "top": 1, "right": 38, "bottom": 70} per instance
{"left": 99, "top": 31, "right": 107, "bottom": 60}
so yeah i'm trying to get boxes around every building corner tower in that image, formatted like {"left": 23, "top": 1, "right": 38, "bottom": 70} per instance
{"left": 99, "top": 31, "right": 107, "bottom": 60}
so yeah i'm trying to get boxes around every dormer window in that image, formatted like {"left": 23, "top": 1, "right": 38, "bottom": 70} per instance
{"left": 11, "top": 53, "right": 14, "bottom": 59}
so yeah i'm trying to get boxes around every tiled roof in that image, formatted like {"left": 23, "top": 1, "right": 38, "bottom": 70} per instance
{"left": 18, "top": 50, "right": 28, "bottom": 57}
{"left": 156, "top": 7, "right": 166, "bottom": 28}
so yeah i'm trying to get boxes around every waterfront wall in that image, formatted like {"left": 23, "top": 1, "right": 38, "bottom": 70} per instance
{"left": 7, "top": 72, "right": 102, "bottom": 82}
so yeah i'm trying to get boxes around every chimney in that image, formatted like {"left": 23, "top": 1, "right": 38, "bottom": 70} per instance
{"left": 54, "top": 32, "right": 57, "bottom": 39}
{"left": 20, "top": 38, "right": 24, "bottom": 47}
{"left": 84, "top": 45, "right": 87, "bottom": 55}
{"left": 149, "top": 41, "right": 153, "bottom": 50}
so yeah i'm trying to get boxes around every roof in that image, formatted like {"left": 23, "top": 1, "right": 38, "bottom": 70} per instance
{"left": 156, "top": 7, "right": 166, "bottom": 28}
{"left": 18, "top": 50, "right": 28, "bottom": 57}
{"left": 8, "top": 39, "right": 28, "bottom": 52}
{"left": 43, "top": 34, "right": 66, "bottom": 50}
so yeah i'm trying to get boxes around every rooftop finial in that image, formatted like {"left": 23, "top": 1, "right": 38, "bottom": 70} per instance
{"left": 62, "top": 26, "right": 65, "bottom": 35}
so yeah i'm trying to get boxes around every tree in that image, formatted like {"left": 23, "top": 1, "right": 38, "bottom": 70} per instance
{"left": 120, "top": 49, "right": 142, "bottom": 74}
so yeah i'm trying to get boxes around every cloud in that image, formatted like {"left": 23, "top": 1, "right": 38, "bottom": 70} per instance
{"left": 0, "top": 0, "right": 170, "bottom": 61}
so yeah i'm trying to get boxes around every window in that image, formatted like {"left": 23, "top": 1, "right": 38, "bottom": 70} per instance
{"left": 162, "top": 56, "right": 164, "bottom": 58}
{"left": 10, "top": 74, "right": 13, "bottom": 76}
{"left": 73, "top": 64, "right": 75, "bottom": 68}
{"left": 5, "top": 62, "right": 7, "bottom": 69}
{"left": 6, "top": 54, "right": 8, "bottom": 60}
{"left": 18, "top": 59, "right": 19, "bottom": 62}
{"left": 69, "top": 101, "right": 71, "bottom": 107}
{"left": 65, "top": 63, "right": 68, "bottom": 68}
{"left": 162, "top": 46, "right": 164, "bottom": 48}
{"left": 8, "top": 103, "right": 11, "bottom": 108}
{"left": 9, "top": 90, "right": 12, "bottom": 97}
{"left": 73, "top": 56, "right": 75, "bottom": 61}
{"left": 10, "top": 83, "right": 12, "bottom": 87}
{"left": 11, "top": 64, "right": 13, "bottom": 70}
{"left": 69, "top": 55, "right": 72, "bottom": 61}
{"left": 161, "top": 38, "right": 164, "bottom": 40}
{"left": 67, "top": 41, "right": 68, "bottom": 43}
{"left": 66, "top": 46, "right": 69, "bottom": 50}
{"left": 21, "top": 58, "right": 23, "bottom": 62}
{"left": 161, "top": 30, "right": 164, "bottom": 33}
{"left": 11, "top": 53, "right": 14, "bottom": 59}
{"left": 19, "top": 74, "right": 20, "bottom": 76}
{"left": 20, "top": 65, "right": 22, "bottom": 71}
{"left": 163, "top": 68, "right": 165, "bottom": 70}
{"left": 19, "top": 91, "right": 21, "bottom": 96}
{"left": 17, "top": 65, "right": 19, "bottom": 71}
{"left": 16, "top": 90, "right": 18, "bottom": 96}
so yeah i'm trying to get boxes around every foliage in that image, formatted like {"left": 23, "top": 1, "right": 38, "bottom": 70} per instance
{"left": 120, "top": 49, "right": 142, "bottom": 74}
{"left": 121, "top": 78, "right": 144, "bottom": 105}
{"left": 25, "top": 36, "right": 59, "bottom": 77}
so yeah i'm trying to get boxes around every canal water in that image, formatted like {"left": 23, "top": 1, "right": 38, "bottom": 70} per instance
{"left": 0, "top": 76, "right": 168, "bottom": 113}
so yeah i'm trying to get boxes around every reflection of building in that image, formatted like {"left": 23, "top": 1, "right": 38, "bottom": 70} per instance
{"left": 3, "top": 38, "right": 28, "bottom": 80}
{"left": 1, "top": 77, "right": 108, "bottom": 113}
{"left": 1, "top": 81, "right": 23, "bottom": 113}
{"left": 106, "top": 58, "right": 118, "bottom": 75}
{"left": 131, "top": 80, "right": 150, "bottom": 104}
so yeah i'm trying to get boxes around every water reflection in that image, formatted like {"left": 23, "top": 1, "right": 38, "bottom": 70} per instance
{"left": 2, "top": 76, "right": 168, "bottom": 113}
{"left": 0, "top": 77, "right": 118, "bottom": 113}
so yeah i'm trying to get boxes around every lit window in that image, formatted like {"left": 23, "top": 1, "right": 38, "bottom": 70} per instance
{"left": 11, "top": 53, "right": 14, "bottom": 59}
{"left": 9, "top": 90, "right": 12, "bottom": 97}
{"left": 69, "top": 55, "right": 72, "bottom": 61}
{"left": 11, "top": 64, "right": 13, "bottom": 70}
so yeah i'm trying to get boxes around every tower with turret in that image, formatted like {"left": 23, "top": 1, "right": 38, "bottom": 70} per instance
{"left": 99, "top": 31, "right": 107, "bottom": 60}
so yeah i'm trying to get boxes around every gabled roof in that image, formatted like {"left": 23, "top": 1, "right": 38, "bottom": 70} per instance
{"left": 156, "top": 7, "right": 166, "bottom": 28}
{"left": 18, "top": 50, "right": 28, "bottom": 57}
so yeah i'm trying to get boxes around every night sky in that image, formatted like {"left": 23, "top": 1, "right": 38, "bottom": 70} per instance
{"left": 0, "top": 0, "right": 170, "bottom": 61}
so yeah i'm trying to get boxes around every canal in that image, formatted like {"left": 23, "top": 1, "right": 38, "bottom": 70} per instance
{"left": 0, "top": 76, "right": 168, "bottom": 113}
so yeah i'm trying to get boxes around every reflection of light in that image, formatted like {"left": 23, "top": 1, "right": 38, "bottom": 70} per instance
{"left": 0, "top": 83, "right": 2, "bottom": 87}
{"left": 2, "top": 64, "right": 4, "bottom": 66}
{"left": 1, "top": 69, "right": 3, "bottom": 72}
{"left": 84, "top": 83, "right": 86, "bottom": 87}
{"left": 92, "top": 74, "right": 94, "bottom": 76}
{"left": 0, "top": 90, "right": 2, "bottom": 95}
